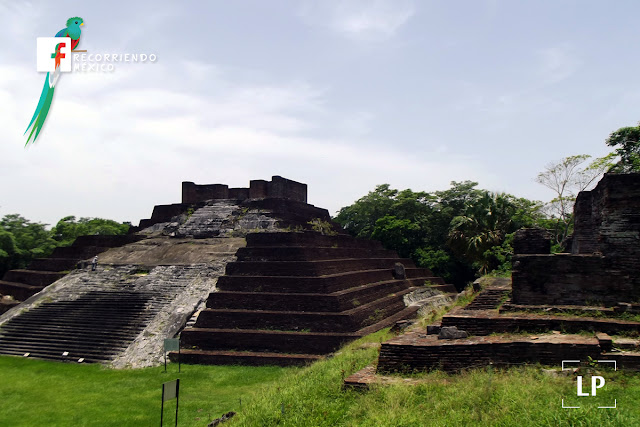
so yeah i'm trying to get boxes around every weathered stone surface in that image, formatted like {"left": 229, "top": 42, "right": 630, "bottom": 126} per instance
{"left": 426, "top": 325, "right": 441, "bottom": 335}
{"left": 513, "top": 173, "right": 640, "bottom": 306}
{"left": 377, "top": 333, "right": 601, "bottom": 373}
{"left": 513, "top": 228, "right": 551, "bottom": 255}
{"left": 182, "top": 176, "right": 307, "bottom": 204}
{"left": 208, "top": 411, "right": 236, "bottom": 427}
{"left": 390, "top": 320, "right": 413, "bottom": 333}
{"left": 393, "top": 262, "right": 406, "bottom": 279}
{"left": 438, "top": 326, "right": 468, "bottom": 340}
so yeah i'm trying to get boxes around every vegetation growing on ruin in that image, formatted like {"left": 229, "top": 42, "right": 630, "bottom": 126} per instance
{"left": 0, "top": 214, "right": 129, "bottom": 277}
{"left": 333, "top": 181, "right": 542, "bottom": 288}
{"left": 1, "top": 313, "right": 639, "bottom": 426}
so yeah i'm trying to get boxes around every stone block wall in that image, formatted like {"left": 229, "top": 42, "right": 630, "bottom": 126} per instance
{"left": 513, "top": 228, "right": 551, "bottom": 254}
{"left": 511, "top": 254, "right": 634, "bottom": 305}
{"left": 182, "top": 176, "right": 307, "bottom": 204}
{"left": 512, "top": 173, "right": 640, "bottom": 306}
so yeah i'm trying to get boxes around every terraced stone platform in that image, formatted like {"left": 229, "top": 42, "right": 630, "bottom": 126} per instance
{"left": 359, "top": 278, "right": 640, "bottom": 377}
{"left": 0, "top": 262, "right": 234, "bottom": 365}
{"left": 0, "top": 234, "right": 142, "bottom": 313}
{"left": 173, "top": 232, "right": 456, "bottom": 366}
{"left": 377, "top": 333, "right": 602, "bottom": 373}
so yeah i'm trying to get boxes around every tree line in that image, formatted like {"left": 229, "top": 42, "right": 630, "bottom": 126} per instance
{"left": 0, "top": 215, "right": 129, "bottom": 277}
{"left": 334, "top": 121, "right": 640, "bottom": 289}
{"left": 2, "top": 121, "right": 638, "bottom": 287}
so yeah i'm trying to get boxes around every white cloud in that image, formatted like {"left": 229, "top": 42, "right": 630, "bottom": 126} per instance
{"left": 0, "top": 58, "right": 495, "bottom": 225}
{"left": 299, "top": 0, "right": 415, "bottom": 41}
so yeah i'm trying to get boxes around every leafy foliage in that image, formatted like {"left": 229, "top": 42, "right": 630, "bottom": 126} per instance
{"left": 334, "top": 182, "right": 542, "bottom": 288}
{"left": 606, "top": 122, "right": 640, "bottom": 172}
{"left": 50, "top": 216, "right": 129, "bottom": 247}
{"left": 307, "top": 218, "right": 339, "bottom": 236}
{"left": 0, "top": 214, "right": 129, "bottom": 277}
{"left": 535, "top": 154, "right": 612, "bottom": 247}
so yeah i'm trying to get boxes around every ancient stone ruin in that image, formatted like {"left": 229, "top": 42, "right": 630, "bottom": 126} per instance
{"left": 346, "top": 173, "right": 640, "bottom": 387}
{"left": 0, "top": 176, "right": 455, "bottom": 367}
{"left": 511, "top": 173, "right": 640, "bottom": 306}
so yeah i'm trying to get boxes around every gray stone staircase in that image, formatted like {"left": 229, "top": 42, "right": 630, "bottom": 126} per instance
{"left": 0, "top": 264, "right": 227, "bottom": 365}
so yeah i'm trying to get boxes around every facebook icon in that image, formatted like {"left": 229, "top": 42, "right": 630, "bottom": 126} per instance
{"left": 36, "top": 37, "right": 72, "bottom": 72}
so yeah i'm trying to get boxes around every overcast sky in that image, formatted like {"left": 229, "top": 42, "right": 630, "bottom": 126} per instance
{"left": 1, "top": 0, "right": 639, "bottom": 227}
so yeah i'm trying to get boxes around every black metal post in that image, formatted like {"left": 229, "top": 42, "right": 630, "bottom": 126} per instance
{"left": 175, "top": 379, "right": 180, "bottom": 427}
{"left": 160, "top": 383, "right": 165, "bottom": 426}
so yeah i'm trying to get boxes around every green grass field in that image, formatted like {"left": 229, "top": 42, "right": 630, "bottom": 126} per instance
{"left": 0, "top": 355, "right": 288, "bottom": 426}
{"left": 1, "top": 329, "right": 639, "bottom": 426}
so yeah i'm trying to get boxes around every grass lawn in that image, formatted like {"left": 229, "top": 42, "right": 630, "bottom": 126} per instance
{"left": 2, "top": 329, "right": 640, "bottom": 426}
{"left": 0, "top": 355, "right": 290, "bottom": 426}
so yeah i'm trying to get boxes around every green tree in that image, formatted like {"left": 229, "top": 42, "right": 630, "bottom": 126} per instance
{"left": 0, "top": 214, "right": 58, "bottom": 275}
{"left": 0, "top": 229, "right": 18, "bottom": 276}
{"left": 334, "top": 182, "right": 542, "bottom": 288}
{"left": 606, "top": 122, "right": 640, "bottom": 172}
{"left": 447, "top": 192, "right": 538, "bottom": 274}
{"left": 50, "top": 216, "right": 129, "bottom": 246}
{"left": 535, "top": 154, "right": 611, "bottom": 247}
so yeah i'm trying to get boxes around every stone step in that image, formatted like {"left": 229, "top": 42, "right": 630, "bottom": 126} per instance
{"left": 180, "top": 328, "right": 359, "bottom": 354}
{"left": 0, "top": 323, "right": 144, "bottom": 338}
{"left": 0, "top": 337, "right": 128, "bottom": 355}
{"left": 2, "top": 270, "right": 66, "bottom": 287}
{"left": 169, "top": 349, "right": 323, "bottom": 367}
{"left": 377, "top": 333, "right": 603, "bottom": 373}
{"left": 215, "top": 269, "right": 439, "bottom": 294}
{"left": 207, "top": 278, "right": 429, "bottom": 312}
{"left": 357, "top": 305, "right": 421, "bottom": 337}
{"left": 405, "top": 269, "right": 438, "bottom": 279}
{"left": 0, "top": 280, "right": 43, "bottom": 301}
{"left": 0, "top": 333, "right": 133, "bottom": 350}
{"left": 601, "top": 352, "right": 640, "bottom": 370}
{"left": 50, "top": 245, "right": 109, "bottom": 259}
{"left": 234, "top": 246, "right": 398, "bottom": 262}
{"left": 215, "top": 269, "right": 395, "bottom": 293}
{"left": 499, "top": 302, "right": 615, "bottom": 315}
{"left": 6, "top": 313, "right": 157, "bottom": 327}
{"left": 27, "top": 258, "right": 80, "bottom": 272}
{"left": 464, "top": 288, "right": 511, "bottom": 311}
{"left": 245, "top": 232, "right": 384, "bottom": 249}
{"left": 196, "top": 288, "right": 415, "bottom": 332}
{"left": 612, "top": 338, "right": 640, "bottom": 350}
{"left": 224, "top": 258, "right": 417, "bottom": 277}
{"left": 72, "top": 234, "right": 144, "bottom": 247}
{"left": 0, "top": 348, "right": 110, "bottom": 363}
{"left": 441, "top": 310, "right": 640, "bottom": 336}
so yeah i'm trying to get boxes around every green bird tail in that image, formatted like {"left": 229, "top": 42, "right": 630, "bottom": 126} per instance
{"left": 24, "top": 72, "right": 56, "bottom": 147}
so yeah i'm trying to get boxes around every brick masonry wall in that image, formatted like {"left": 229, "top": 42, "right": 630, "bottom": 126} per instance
{"left": 377, "top": 334, "right": 602, "bottom": 373}
{"left": 181, "top": 176, "right": 308, "bottom": 204}
{"left": 512, "top": 173, "right": 640, "bottom": 305}
{"left": 511, "top": 254, "right": 633, "bottom": 305}
{"left": 441, "top": 312, "right": 640, "bottom": 335}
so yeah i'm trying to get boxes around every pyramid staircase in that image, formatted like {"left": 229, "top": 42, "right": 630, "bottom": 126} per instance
{"left": 0, "top": 234, "right": 142, "bottom": 314}
{"left": 0, "top": 265, "right": 208, "bottom": 363}
{"left": 173, "top": 232, "right": 456, "bottom": 366}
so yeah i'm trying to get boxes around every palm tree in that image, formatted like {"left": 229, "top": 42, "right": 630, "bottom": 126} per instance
{"left": 447, "top": 192, "right": 517, "bottom": 274}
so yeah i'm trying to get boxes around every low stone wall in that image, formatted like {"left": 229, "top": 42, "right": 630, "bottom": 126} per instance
{"left": 377, "top": 333, "right": 601, "bottom": 373}
{"left": 511, "top": 254, "right": 633, "bottom": 305}
{"left": 441, "top": 312, "right": 640, "bottom": 336}
{"left": 182, "top": 176, "right": 307, "bottom": 204}
{"left": 512, "top": 173, "right": 640, "bottom": 307}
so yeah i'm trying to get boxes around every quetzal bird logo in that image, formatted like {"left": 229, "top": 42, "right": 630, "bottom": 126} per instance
{"left": 24, "top": 17, "right": 84, "bottom": 146}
